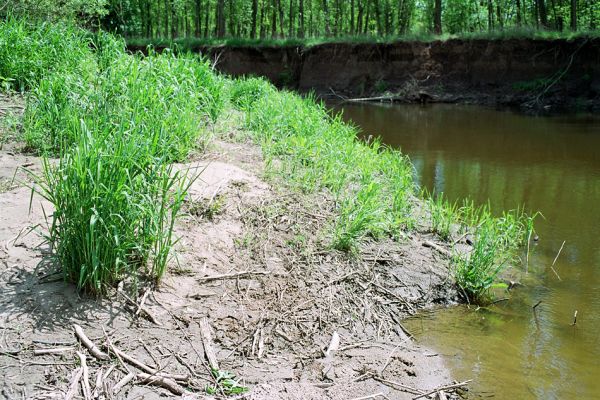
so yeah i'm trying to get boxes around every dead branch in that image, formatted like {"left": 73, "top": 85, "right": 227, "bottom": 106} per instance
{"left": 74, "top": 325, "right": 109, "bottom": 361}
{"left": 76, "top": 352, "right": 92, "bottom": 400}
{"left": 412, "top": 380, "right": 472, "bottom": 399}
{"left": 65, "top": 367, "right": 83, "bottom": 400}
{"left": 33, "top": 347, "right": 74, "bottom": 356}
{"left": 137, "top": 373, "right": 186, "bottom": 395}
{"left": 199, "top": 317, "right": 220, "bottom": 370}
{"left": 422, "top": 240, "right": 452, "bottom": 258}
{"left": 197, "top": 270, "right": 273, "bottom": 283}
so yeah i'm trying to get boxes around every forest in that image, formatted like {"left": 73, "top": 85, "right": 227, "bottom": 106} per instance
{"left": 3, "top": 0, "right": 598, "bottom": 40}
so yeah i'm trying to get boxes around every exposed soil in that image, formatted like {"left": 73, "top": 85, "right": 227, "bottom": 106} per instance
{"left": 0, "top": 101, "right": 466, "bottom": 399}
{"left": 129, "top": 38, "right": 600, "bottom": 113}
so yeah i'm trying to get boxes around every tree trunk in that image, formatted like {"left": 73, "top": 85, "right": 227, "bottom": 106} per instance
{"left": 251, "top": 0, "right": 258, "bottom": 38}
{"left": 433, "top": 0, "right": 442, "bottom": 34}
{"left": 278, "top": 0, "right": 285, "bottom": 37}
{"left": 322, "top": 0, "right": 331, "bottom": 36}
{"left": 357, "top": 0, "right": 364, "bottom": 34}
{"left": 516, "top": 0, "right": 522, "bottom": 25}
{"left": 487, "top": 0, "right": 494, "bottom": 30}
{"left": 216, "top": 0, "right": 226, "bottom": 38}
{"left": 299, "top": 0, "right": 305, "bottom": 37}
{"left": 538, "top": 0, "right": 548, "bottom": 28}
{"left": 164, "top": 0, "right": 169, "bottom": 38}
{"left": 373, "top": 0, "right": 382, "bottom": 34}
{"left": 570, "top": 0, "right": 577, "bottom": 30}
{"left": 289, "top": 0, "right": 294, "bottom": 37}
{"left": 350, "top": 0, "right": 355, "bottom": 34}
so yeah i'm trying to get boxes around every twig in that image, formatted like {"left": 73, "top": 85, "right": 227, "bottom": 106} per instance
{"left": 137, "top": 373, "right": 186, "bottom": 395}
{"left": 571, "top": 310, "right": 578, "bottom": 326}
{"left": 110, "top": 345, "right": 188, "bottom": 381}
{"left": 349, "top": 393, "right": 386, "bottom": 400}
{"left": 33, "top": 347, "right": 73, "bottom": 356}
{"left": 373, "top": 375, "right": 424, "bottom": 395}
{"left": 412, "top": 380, "right": 472, "bottom": 399}
{"left": 422, "top": 240, "right": 452, "bottom": 258}
{"left": 197, "top": 270, "right": 273, "bottom": 283}
{"left": 74, "top": 325, "right": 109, "bottom": 361}
{"left": 65, "top": 367, "right": 83, "bottom": 400}
{"left": 549, "top": 240, "right": 565, "bottom": 281}
{"left": 76, "top": 352, "right": 92, "bottom": 400}
{"left": 199, "top": 317, "right": 220, "bottom": 370}
{"left": 135, "top": 288, "right": 150, "bottom": 317}
{"left": 112, "top": 372, "right": 135, "bottom": 395}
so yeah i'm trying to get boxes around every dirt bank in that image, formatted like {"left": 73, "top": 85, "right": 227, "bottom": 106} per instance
{"left": 129, "top": 38, "right": 600, "bottom": 112}
{"left": 0, "top": 98, "right": 466, "bottom": 399}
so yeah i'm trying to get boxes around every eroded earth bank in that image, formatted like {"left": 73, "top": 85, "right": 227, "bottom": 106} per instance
{"left": 130, "top": 38, "right": 600, "bottom": 112}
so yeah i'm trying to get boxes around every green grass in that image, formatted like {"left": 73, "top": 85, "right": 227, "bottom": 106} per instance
{"left": 8, "top": 18, "right": 225, "bottom": 293}
{"left": 234, "top": 85, "right": 414, "bottom": 251}
{"left": 0, "top": 17, "right": 94, "bottom": 91}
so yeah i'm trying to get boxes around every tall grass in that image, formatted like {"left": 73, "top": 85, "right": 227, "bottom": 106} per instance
{"left": 231, "top": 78, "right": 414, "bottom": 251}
{"left": 0, "top": 17, "right": 94, "bottom": 91}
{"left": 31, "top": 121, "right": 193, "bottom": 292}
{"left": 24, "top": 42, "right": 224, "bottom": 156}
{"left": 10, "top": 19, "right": 225, "bottom": 293}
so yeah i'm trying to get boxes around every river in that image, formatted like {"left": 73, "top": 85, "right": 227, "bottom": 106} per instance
{"left": 333, "top": 102, "right": 600, "bottom": 400}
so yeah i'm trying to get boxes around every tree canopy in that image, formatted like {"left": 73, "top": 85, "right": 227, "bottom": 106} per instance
{"left": 2, "top": 0, "right": 598, "bottom": 38}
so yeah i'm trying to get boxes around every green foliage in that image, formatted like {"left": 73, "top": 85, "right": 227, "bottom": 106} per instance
{"left": 229, "top": 77, "right": 276, "bottom": 111}
{"left": 206, "top": 368, "right": 248, "bottom": 396}
{"left": 453, "top": 207, "right": 537, "bottom": 304}
{"left": 24, "top": 45, "right": 224, "bottom": 156}
{"left": 9, "top": 19, "right": 224, "bottom": 293}
{"left": 30, "top": 121, "right": 193, "bottom": 293}
{"left": 232, "top": 77, "right": 414, "bottom": 251}
{"left": 1, "top": 0, "right": 107, "bottom": 23}
{"left": 425, "top": 191, "right": 459, "bottom": 241}
{"left": 0, "top": 17, "right": 95, "bottom": 91}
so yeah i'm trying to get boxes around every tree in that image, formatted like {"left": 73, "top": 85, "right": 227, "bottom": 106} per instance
{"left": 434, "top": 0, "right": 442, "bottom": 34}
{"left": 570, "top": 0, "right": 577, "bottom": 30}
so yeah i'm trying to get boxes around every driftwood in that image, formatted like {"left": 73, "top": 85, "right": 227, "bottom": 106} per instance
{"left": 137, "top": 373, "right": 186, "bottom": 395}
{"left": 110, "top": 345, "right": 188, "bottom": 381}
{"left": 412, "top": 380, "right": 472, "bottom": 400}
{"left": 199, "top": 317, "right": 220, "bottom": 370}
{"left": 76, "top": 352, "right": 92, "bottom": 400}
{"left": 74, "top": 325, "right": 109, "bottom": 361}
{"left": 197, "top": 270, "right": 273, "bottom": 283}
{"left": 422, "top": 240, "right": 452, "bottom": 258}
{"left": 65, "top": 367, "right": 83, "bottom": 400}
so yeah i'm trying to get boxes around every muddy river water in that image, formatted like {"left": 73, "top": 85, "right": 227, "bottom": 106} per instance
{"left": 333, "top": 103, "right": 600, "bottom": 399}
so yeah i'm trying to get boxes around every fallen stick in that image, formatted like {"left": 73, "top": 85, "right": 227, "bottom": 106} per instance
{"left": 137, "top": 373, "right": 186, "bottom": 395}
{"left": 197, "top": 270, "right": 272, "bottom": 283}
{"left": 110, "top": 346, "right": 188, "bottom": 381}
{"left": 33, "top": 347, "right": 74, "bottom": 356}
{"left": 135, "top": 288, "right": 151, "bottom": 317}
{"left": 412, "top": 380, "right": 472, "bottom": 400}
{"left": 199, "top": 317, "right": 220, "bottom": 370}
{"left": 74, "top": 325, "right": 109, "bottom": 361}
{"left": 112, "top": 372, "right": 135, "bottom": 394}
{"left": 571, "top": 310, "right": 578, "bottom": 326}
{"left": 373, "top": 376, "right": 424, "bottom": 396}
{"left": 91, "top": 367, "right": 103, "bottom": 399}
{"left": 349, "top": 393, "right": 386, "bottom": 400}
{"left": 422, "top": 240, "right": 452, "bottom": 258}
{"left": 65, "top": 367, "right": 83, "bottom": 400}
{"left": 77, "top": 352, "right": 92, "bottom": 400}
{"left": 549, "top": 241, "right": 565, "bottom": 281}
{"left": 117, "top": 290, "right": 161, "bottom": 325}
